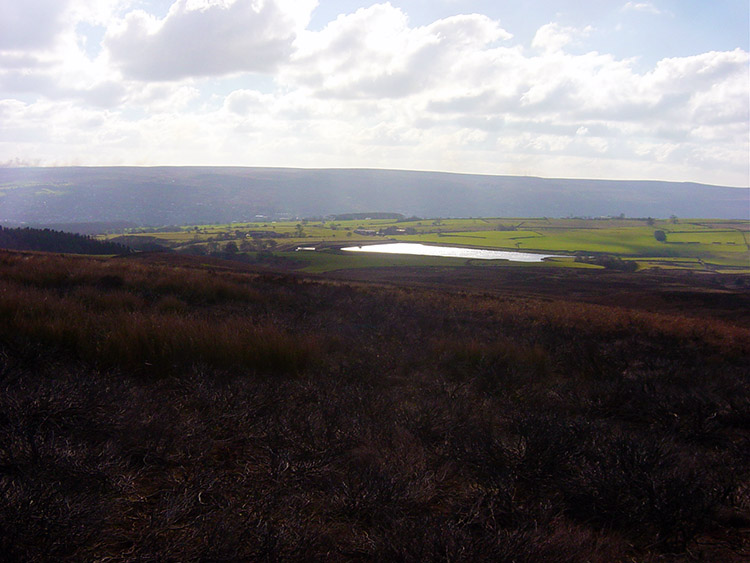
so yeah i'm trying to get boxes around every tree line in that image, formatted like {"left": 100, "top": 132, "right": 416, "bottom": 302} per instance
{"left": 0, "top": 226, "right": 131, "bottom": 255}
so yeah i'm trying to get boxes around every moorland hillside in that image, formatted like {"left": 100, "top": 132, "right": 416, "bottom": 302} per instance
{"left": 0, "top": 250, "right": 748, "bottom": 561}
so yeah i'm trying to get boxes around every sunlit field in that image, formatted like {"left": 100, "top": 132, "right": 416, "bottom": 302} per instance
{"left": 101, "top": 217, "right": 750, "bottom": 273}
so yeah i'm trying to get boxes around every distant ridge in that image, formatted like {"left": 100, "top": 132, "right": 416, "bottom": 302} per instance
{"left": 0, "top": 167, "right": 747, "bottom": 226}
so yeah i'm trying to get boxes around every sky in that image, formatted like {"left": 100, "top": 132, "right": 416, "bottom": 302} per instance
{"left": 0, "top": 0, "right": 748, "bottom": 186}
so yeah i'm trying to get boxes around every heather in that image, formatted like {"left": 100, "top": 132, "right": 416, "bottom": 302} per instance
{"left": 1, "top": 250, "right": 748, "bottom": 561}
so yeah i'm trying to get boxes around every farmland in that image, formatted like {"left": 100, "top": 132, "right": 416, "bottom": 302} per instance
{"left": 102, "top": 216, "right": 750, "bottom": 273}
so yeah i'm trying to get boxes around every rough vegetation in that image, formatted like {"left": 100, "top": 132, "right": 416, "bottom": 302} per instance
{"left": 0, "top": 249, "right": 748, "bottom": 561}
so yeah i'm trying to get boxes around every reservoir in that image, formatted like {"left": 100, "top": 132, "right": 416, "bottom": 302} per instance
{"left": 342, "top": 242, "right": 563, "bottom": 263}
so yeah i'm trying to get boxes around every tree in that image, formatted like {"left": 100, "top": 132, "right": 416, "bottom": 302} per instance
{"left": 295, "top": 224, "right": 305, "bottom": 237}
{"left": 646, "top": 217, "right": 655, "bottom": 226}
{"left": 224, "top": 241, "right": 238, "bottom": 253}
{"left": 654, "top": 230, "right": 667, "bottom": 242}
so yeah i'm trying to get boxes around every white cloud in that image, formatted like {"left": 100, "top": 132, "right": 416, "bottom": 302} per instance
{"left": 0, "top": 0, "right": 74, "bottom": 50}
{"left": 127, "top": 82, "right": 201, "bottom": 111}
{"left": 0, "top": 0, "right": 131, "bottom": 52}
{"left": 0, "top": 1, "right": 747, "bottom": 186}
{"left": 104, "top": 0, "right": 317, "bottom": 80}
{"left": 531, "top": 22, "right": 592, "bottom": 53}
{"left": 622, "top": 2, "right": 664, "bottom": 16}
{"left": 224, "top": 89, "right": 271, "bottom": 115}
{"left": 287, "top": 4, "right": 511, "bottom": 99}
{"left": 0, "top": 0, "right": 134, "bottom": 107}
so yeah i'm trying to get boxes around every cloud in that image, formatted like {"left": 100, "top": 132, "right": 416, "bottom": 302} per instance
{"left": 287, "top": 4, "right": 512, "bottom": 99}
{"left": 622, "top": 2, "right": 664, "bottom": 16}
{"left": 0, "top": 0, "right": 134, "bottom": 107}
{"left": 104, "top": 0, "right": 317, "bottom": 80}
{"left": 127, "top": 82, "right": 201, "bottom": 112}
{"left": 0, "top": 0, "right": 74, "bottom": 50}
{"left": 290, "top": 14, "right": 745, "bottom": 181}
{"left": 224, "top": 89, "right": 271, "bottom": 115}
{"left": 280, "top": 7, "right": 746, "bottom": 184}
{"left": 0, "top": 40, "right": 126, "bottom": 108}
{"left": 0, "top": 0, "right": 130, "bottom": 52}
{"left": 531, "top": 22, "right": 592, "bottom": 53}
{"left": 0, "top": 1, "right": 747, "bottom": 186}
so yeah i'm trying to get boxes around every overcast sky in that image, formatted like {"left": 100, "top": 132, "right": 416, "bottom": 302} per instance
{"left": 1, "top": 0, "right": 748, "bottom": 186}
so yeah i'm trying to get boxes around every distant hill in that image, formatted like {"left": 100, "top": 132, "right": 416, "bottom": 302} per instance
{"left": 0, "top": 167, "right": 747, "bottom": 227}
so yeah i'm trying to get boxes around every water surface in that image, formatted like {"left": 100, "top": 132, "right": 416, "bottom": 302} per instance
{"left": 342, "top": 242, "right": 563, "bottom": 262}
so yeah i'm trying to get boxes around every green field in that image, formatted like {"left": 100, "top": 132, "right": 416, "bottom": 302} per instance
{"left": 101, "top": 217, "right": 750, "bottom": 273}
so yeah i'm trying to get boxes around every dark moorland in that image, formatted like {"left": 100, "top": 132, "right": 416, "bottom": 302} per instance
{"left": 1, "top": 249, "right": 749, "bottom": 561}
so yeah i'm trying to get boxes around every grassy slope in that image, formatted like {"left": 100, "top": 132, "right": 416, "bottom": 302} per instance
{"left": 0, "top": 250, "right": 749, "bottom": 561}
